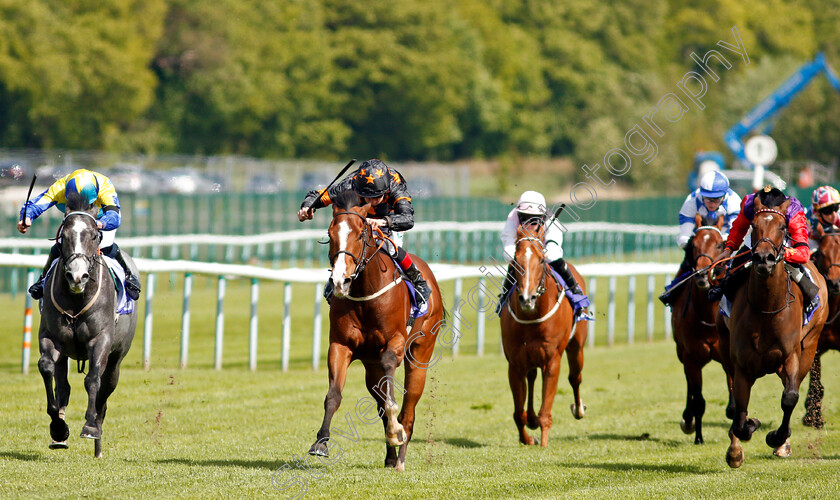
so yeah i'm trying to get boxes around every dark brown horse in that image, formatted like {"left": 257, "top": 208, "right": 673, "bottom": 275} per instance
{"left": 500, "top": 223, "right": 587, "bottom": 447}
{"left": 717, "top": 197, "right": 827, "bottom": 468}
{"left": 307, "top": 193, "right": 443, "bottom": 471}
{"left": 803, "top": 223, "right": 840, "bottom": 428}
{"left": 672, "top": 214, "right": 734, "bottom": 444}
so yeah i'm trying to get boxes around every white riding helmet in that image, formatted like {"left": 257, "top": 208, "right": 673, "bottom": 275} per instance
{"left": 516, "top": 191, "right": 547, "bottom": 215}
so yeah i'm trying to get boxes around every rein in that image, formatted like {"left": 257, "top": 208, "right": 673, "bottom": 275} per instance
{"left": 507, "top": 236, "right": 564, "bottom": 324}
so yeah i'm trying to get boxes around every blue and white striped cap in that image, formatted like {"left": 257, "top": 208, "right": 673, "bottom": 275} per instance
{"left": 698, "top": 170, "right": 729, "bottom": 198}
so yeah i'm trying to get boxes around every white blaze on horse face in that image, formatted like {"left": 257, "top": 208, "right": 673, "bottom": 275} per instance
{"left": 332, "top": 221, "right": 352, "bottom": 296}
{"left": 66, "top": 219, "right": 90, "bottom": 285}
{"left": 523, "top": 247, "right": 533, "bottom": 296}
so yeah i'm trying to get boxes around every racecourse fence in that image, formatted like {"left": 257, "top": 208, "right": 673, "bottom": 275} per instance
{"left": 5, "top": 252, "right": 678, "bottom": 374}
{"left": 0, "top": 222, "right": 681, "bottom": 296}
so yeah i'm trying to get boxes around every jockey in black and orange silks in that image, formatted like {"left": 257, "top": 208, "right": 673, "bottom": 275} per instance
{"left": 297, "top": 159, "right": 430, "bottom": 306}
{"left": 709, "top": 186, "right": 820, "bottom": 313}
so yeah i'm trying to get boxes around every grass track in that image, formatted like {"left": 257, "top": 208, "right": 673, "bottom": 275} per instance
{"left": 3, "top": 278, "right": 840, "bottom": 498}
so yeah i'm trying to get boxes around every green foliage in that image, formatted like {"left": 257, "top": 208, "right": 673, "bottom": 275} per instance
{"left": 0, "top": 0, "right": 839, "bottom": 185}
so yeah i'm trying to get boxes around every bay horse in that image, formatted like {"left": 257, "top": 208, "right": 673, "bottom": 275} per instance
{"left": 672, "top": 214, "right": 734, "bottom": 444}
{"left": 37, "top": 198, "right": 139, "bottom": 457}
{"left": 716, "top": 195, "right": 827, "bottom": 468}
{"left": 500, "top": 222, "right": 587, "bottom": 447}
{"left": 803, "top": 223, "right": 840, "bottom": 428}
{"left": 307, "top": 192, "right": 443, "bottom": 471}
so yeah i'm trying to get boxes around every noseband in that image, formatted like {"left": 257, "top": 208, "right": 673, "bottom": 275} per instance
{"left": 329, "top": 211, "right": 377, "bottom": 281}
{"left": 751, "top": 208, "right": 787, "bottom": 264}
{"left": 60, "top": 211, "right": 101, "bottom": 275}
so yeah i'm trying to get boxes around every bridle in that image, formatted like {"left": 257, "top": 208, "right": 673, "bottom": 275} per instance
{"left": 59, "top": 211, "right": 102, "bottom": 277}
{"left": 691, "top": 225, "right": 724, "bottom": 272}
{"left": 328, "top": 211, "right": 382, "bottom": 282}
{"left": 750, "top": 208, "right": 787, "bottom": 265}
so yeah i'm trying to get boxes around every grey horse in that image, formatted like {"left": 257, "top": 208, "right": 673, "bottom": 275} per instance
{"left": 37, "top": 198, "right": 138, "bottom": 458}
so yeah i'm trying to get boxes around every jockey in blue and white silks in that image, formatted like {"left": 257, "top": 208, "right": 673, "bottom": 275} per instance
{"left": 17, "top": 169, "right": 141, "bottom": 301}
{"left": 660, "top": 170, "right": 741, "bottom": 306}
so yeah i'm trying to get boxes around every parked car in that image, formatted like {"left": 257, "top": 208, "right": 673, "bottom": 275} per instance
{"left": 245, "top": 173, "right": 283, "bottom": 194}
{"left": 107, "top": 164, "right": 145, "bottom": 193}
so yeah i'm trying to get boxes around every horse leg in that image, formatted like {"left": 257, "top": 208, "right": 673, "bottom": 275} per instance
{"left": 727, "top": 368, "right": 760, "bottom": 468}
{"left": 392, "top": 357, "right": 433, "bottom": 472}
{"left": 379, "top": 348, "right": 407, "bottom": 449}
{"left": 309, "top": 344, "right": 352, "bottom": 457}
{"left": 681, "top": 358, "right": 706, "bottom": 444}
{"left": 565, "top": 328, "right": 585, "bottom": 420}
{"left": 92, "top": 355, "right": 122, "bottom": 458}
{"left": 766, "top": 356, "right": 802, "bottom": 457}
{"left": 716, "top": 319, "right": 736, "bottom": 420}
{"left": 38, "top": 337, "right": 70, "bottom": 448}
{"left": 508, "top": 364, "right": 533, "bottom": 445}
{"left": 81, "top": 337, "right": 112, "bottom": 440}
{"left": 802, "top": 354, "right": 825, "bottom": 429}
{"left": 537, "top": 355, "right": 561, "bottom": 448}
{"left": 526, "top": 369, "right": 539, "bottom": 429}
{"left": 363, "top": 363, "right": 399, "bottom": 469}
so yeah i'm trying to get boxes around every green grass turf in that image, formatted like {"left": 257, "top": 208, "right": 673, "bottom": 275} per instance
{"left": 3, "top": 277, "right": 840, "bottom": 498}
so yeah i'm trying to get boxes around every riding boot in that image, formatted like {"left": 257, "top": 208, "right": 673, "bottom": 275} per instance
{"left": 403, "top": 263, "right": 431, "bottom": 306}
{"left": 496, "top": 264, "right": 517, "bottom": 315}
{"left": 659, "top": 257, "right": 693, "bottom": 306}
{"left": 551, "top": 258, "right": 584, "bottom": 296}
{"left": 107, "top": 244, "right": 141, "bottom": 301}
{"left": 787, "top": 263, "right": 821, "bottom": 314}
{"left": 29, "top": 244, "right": 61, "bottom": 300}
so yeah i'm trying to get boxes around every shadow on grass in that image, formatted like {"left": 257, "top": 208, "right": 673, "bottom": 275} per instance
{"left": 563, "top": 461, "right": 718, "bottom": 474}
{"left": 0, "top": 451, "right": 42, "bottom": 461}
{"left": 442, "top": 437, "right": 485, "bottom": 448}
{"left": 158, "top": 458, "right": 289, "bottom": 471}
{"left": 585, "top": 433, "right": 684, "bottom": 447}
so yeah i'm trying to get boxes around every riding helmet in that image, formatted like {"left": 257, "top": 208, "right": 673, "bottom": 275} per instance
{"left": 698, "top": 170, "right": 729, "bottom": 198}
{"left": 353, "top": 159, "right": 391, "bottom": 198}
{"left": 515, "top": 191, "right": 547, "bottom": 215}
{"left": 65, "top": 169, "right": 99, "bottom": 205}
{"left": 812, "top": 185, "right": 840, "bottom": 211}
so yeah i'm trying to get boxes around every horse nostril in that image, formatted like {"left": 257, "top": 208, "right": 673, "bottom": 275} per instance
{"left": 81, "top": 273, "right": 89, "bottom": 281}
{"left": 342, "top": 277, "right": 351, "bottom": 286}
{"left": 65, "top": 272, "right": 74, "bottom": 282}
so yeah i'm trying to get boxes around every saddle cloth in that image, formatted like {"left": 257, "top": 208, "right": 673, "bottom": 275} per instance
{"left": 499, "top": 267, "right": 593, "bottom": 323}
{"left": 718, "top": 266, "right": 819, "bottom": 327}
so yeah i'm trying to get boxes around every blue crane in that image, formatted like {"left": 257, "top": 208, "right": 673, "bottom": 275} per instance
{"left": 724, "top": 52, "right": 840, "bottom": 166}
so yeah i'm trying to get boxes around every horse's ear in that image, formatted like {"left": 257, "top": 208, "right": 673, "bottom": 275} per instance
{"left": 694, "top": 214, "right": 703, "bottom": 227}
{"left": 779, "top": 198, "right": 791, "bottom": 213}
{"left": 816, "top": 222, "right": 825, "bottom": 239}
{"left": 716, "top": 215, "right": 724, "bottom": 229}
{"left": 754, "top": 194, "right": 765, "bottom": 210}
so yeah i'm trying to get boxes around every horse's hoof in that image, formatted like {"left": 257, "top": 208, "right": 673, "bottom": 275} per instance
{"left": 395, "top": 459, "right": 405, "bottom": 472}
{"left": 773, "top": 438, "right": 792, "bottom": 458}
{"left": 49, "top": 440, "right": 68, "bottom": 450}
{"left": 308, "top": 441, "right": 329, "bottom": 457}
{"left": 80, "top": 425, "right": 101, "bottom": 440}
{"left": 680, "top": 418, "right": 695, "bottom": 434}
{"left": 694, "top": 435, "right": 704, "bottom": 445}
{"left": 387, "top": 428, "right": 406, "bottom": 447}
{"left": 570, "top": 403, "right": 586, "bottom": 420}
{"left": 726, "top": 446, "right": 744, "bottom": 468}
{"left": 50, "top": 420, "right": 70, "bottom": 442}
{"left": 765, "top": 428, "right": 791, "bottom": 449}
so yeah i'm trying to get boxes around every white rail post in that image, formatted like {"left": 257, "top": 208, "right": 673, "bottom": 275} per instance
{"left": 21, "top": 270, "right": 34, "bottom": 374}
{"left": 627, "top": 275, "right": 636, "bottom": 344}
{"left": 180, "top": 273, "right": 192, "bottom": 369}
{"left": 452, "top": 278, "right": 463, "bottom": 357}
{"left": 607, "top": 276, "right": 616, "bottom": 346}
{"left": 249, "top": 278, "right": 259, "bottom": 372}
{"left": 143, "top": 273, "right": 156, "bottom": 370}
{"left": 214, "top": 276, "right": 226, "bottom": 370}
{"left": 647, "top": 275, "right": 655, "bottom": 342}
{"left": 477, "top": 277, "right": 485, "bottom": 356}
{"left": 282, "top": 283, "right": 292, "bottom": 371}
{"left": 312, "top": 284, "right": 323, "bottom": 370}
{"left": 587, "top": 277, "right": 597, "bottom": 349}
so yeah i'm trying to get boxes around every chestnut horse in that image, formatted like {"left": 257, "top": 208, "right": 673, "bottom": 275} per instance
{"left": 803, "top": 224, "right": 840, "bottom": 428}
{"left": 307, "top": 192, "right": 443, "bottom": 471}
{"left": 716, "top": 197, "right": 827, "bottom": 468}
{"left": 500, "top": 222, "right": 587, "bottom": 447}
{"left": 672, "top": 214, "right": 734, "bottom": 444}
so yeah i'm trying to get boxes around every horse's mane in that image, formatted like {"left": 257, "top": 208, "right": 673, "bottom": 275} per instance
{"left": 65, "top": 190, "right": 93, "bottom": 212}
{"left": 758, "top": 187, "right": 786, "bottom": 209}
{"left": 698, "top": 215, "right": 719, "bottom": 227}
{"left": 332, "top": 189, "right": 362, "bottom": 210}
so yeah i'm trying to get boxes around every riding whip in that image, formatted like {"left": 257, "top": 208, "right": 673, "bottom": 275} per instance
{"left": 322, "top": 159, "right": 357, "bottom": 194}
{"left": 22, "top": 174, "right": 37, "bottom": 228}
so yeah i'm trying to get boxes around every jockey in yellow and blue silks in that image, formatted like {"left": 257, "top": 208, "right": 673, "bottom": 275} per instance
{"left": 17, "top": 169, "right": 141, "bottom": 300}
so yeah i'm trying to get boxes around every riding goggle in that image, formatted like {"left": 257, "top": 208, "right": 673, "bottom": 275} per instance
{"left": 702, "top": 196, "right": 725, "bottom": 204}
{"left": 517, "top": 213, "right": 544, "bottom": 226}
{"left": 819, "top": 205, "right": 840, "bottom": 216}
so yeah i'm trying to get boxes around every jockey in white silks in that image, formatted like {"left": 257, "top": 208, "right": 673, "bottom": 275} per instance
{"left": 496, "top": 190, "right": 585, "bottom": 314}
{"left": 659, "top": 170, "right": 741, "bottom": 306}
